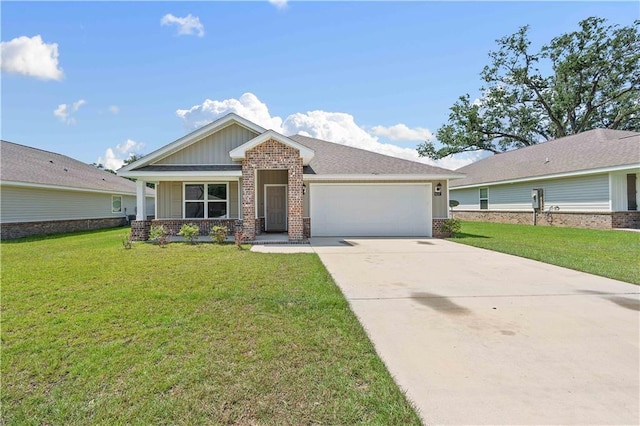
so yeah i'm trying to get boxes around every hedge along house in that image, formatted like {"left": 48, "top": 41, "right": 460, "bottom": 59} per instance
{"left": 118, "top": 113, "right": 463, "bottom": 241}
{"left": 449, "top": 129, "right": 640, "bottom": 229}
{"left": 0, "top": 140, "right": 155, "bottom": 240}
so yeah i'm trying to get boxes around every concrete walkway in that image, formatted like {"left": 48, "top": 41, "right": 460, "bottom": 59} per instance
{"left": 309, "top": 237, "right": 640, "bottom": 425}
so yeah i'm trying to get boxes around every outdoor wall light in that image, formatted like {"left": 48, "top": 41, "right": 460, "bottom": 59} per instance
{"left": 302, "top": 183, "right": 307, "bottom": 195}
{"left": 435, "top": 182, "right": 442, "bottom": 195}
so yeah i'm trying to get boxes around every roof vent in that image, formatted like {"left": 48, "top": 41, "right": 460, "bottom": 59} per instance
{"left": 64, "top": 168, "right": 68, "bottom": 172}
{"left": 544, "top": 158, "right": 550, "bottom": 164}
{"left": 49, "top": 160, "right": 54, "bottom": 163}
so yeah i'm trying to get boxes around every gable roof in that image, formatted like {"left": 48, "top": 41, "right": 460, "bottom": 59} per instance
{"left": 290, "top": 135, "right": 461, "bottom": 178}
{"left": 230, "top": 130, "right": 315, "bottom": 165}
{"left": 119, "top": 113, "right": 264, "bottom": 173}
{"left": 451, "top": 129, "right": 640, "bottom": 188}
{"left": 0, "top": 140, "right": 154, "bottom": 196}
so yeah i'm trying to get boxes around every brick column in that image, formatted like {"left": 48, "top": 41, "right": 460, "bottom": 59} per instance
{"left": 242, "top": 164, "right": 256, "bottom": 240}
{"left": 287, "top": 162, "right": 304, "bottom": 240}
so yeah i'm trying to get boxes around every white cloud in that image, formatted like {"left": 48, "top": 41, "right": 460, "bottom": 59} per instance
{"left": 176, "top": 92, "right": 483, "bottom": 170}
{"left": 98, "top": 139, "right": 145, "bottom": 171}
{"left": 53, "top": 98, "right": 86, "bottom": 125}
{"left": 160, "top": 13, "right": 204, "bottom": 37}
{"left": 109, "top": 105, "right": 119, "bottom": 114}
{"left": 1, "top": 35, "right": 63, "bottom": 81}
{"left": 269, "top": 0, "right": 288, "bottom": 9}
{"left": 116, "top": 139, "right": 145, "bottom": 154}
{"left": 370, "top": 123, "right": 433, "bottom": 141}
{"left": 176, "top": 92, "right": 283, "bottom": 131}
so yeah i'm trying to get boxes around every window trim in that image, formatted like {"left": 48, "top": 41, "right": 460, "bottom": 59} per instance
{"left": 183, "top": 182, "right": 229, "bottom": 219}
{"left": 479, "top": 187, "right": 489, "bottom": 210}
{"left": 112, "top": 195, "right": 122, "bottom": 213}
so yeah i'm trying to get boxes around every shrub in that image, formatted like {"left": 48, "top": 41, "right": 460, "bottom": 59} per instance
{"left": 442, "top": 218, "right": 462, "bottom": 237}
{"left": 149, "top": 225, "right": 170, "bottom": 247}
{"left": 121, "top": 231, "right": 133, "bottom": 249}
{"left": 178, "top": 223, "right": 200, "bottom": 244}
{"left": 209, "top": 225, "right": 228, "bottom": 244}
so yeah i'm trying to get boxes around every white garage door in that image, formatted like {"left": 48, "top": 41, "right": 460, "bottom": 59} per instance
{"left": 310, "top": 183, "right": 432, "bottom": 237}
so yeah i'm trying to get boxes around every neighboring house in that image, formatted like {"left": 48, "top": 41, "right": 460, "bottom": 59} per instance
{"left": 119, "top": 113, "right": 462, "bottom": 241}
{"left": 449, "top": 129, "right": 640, "bottom": 229}
{"left": 0, "top": 141, "right": 155, "bottom": 240}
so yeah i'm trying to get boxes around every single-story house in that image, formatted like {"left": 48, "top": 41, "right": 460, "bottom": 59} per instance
{"left": 0, "top": 140, "right": 155, "bottom": 240}
{"left": 449, "top": 129, "right": 640, "bottom": 229}
{"left": 118, "top": 113, "right": 463, "bottom": 241}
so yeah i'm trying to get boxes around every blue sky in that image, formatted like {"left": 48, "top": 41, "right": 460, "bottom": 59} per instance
{"left": 2, "top": 1, "right": 637, "bottom": 170}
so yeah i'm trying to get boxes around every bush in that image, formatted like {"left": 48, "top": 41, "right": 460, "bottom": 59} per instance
{"left": 442, "top": 218, "right": 462, "bottom": 237}
{"left": 121, "top": 231, "right": 133, "bottom": 249}
{"left": 209, "top": 225, "right": 228, "bottom": 244}
{"left": 178, "top": 223, "right": 200, "bottom": 244}
{"left": 149, "top": 225, "right": 170, "bottom": 247}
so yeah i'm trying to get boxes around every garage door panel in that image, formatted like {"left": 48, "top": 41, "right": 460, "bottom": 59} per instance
{"left": 310, "top": 183, "right": 432, "bottom": 237}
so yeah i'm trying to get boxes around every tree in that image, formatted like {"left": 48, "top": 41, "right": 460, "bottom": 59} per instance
{"left": 91, "top": 162, "right": 117, "bottom": 174}
{"left": 418, "top": 17, "right": 639, "bottom": 160}
{"left": 123, "top": 153, "right": 144, "bottom": 166}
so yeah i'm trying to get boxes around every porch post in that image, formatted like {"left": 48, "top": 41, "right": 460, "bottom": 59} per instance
{"left": 136, "top": 179, "right": 147, "bottom": 220}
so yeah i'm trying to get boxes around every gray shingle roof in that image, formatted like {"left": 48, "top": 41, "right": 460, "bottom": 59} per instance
{"left": 451, "top": 129, "right": 640, "bottom": 187}
{"left": 1, "top": 140, "right": 154, "bottom": 195}
{"left": 289, "top": 134, "right": 458, "bottom": 176}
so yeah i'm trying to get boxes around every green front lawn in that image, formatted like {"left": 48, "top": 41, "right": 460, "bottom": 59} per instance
{"left": 449, "top": 221, "right": 640, "bottom": 285}
{"left": 1, "top": 229, "right": 420, "bottom": 425}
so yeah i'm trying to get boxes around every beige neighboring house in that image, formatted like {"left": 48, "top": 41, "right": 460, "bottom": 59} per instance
{"left": 118, "top": 113, "right": 463, "bottom": 241}
{"left": 0, "top": 140, "right": 155, "bottom": 240}
{"left": 449, "top": 129, "right": 640, "bottom": 229}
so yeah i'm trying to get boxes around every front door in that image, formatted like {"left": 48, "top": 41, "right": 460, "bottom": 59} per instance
{"left": 265, "top": 185, "right": 287, "bottom": 232}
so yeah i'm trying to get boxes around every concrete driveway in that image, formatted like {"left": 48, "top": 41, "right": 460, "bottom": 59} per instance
{"left": 310, "top": 237, "right": 640, "bottom": 425}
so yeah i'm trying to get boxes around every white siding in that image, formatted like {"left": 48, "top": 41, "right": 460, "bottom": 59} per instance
{"left": 0, "top": 185, "right": 137, "bottom": 223}
{"left": 451, "top": 173, "right": 611, "bottom": 212}
{"left": 156, "top": 124, "right": 258, "bottom": 165}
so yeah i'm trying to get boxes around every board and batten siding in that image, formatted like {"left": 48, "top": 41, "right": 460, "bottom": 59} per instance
{"left": 0, "top": 185, "right": 138, "bottom": 223}
{"left": 302, "top": 179, "right": 449, "bottom": 219}
{"left": 451, "top": 173, "right": 611, "bottom": 212}
{"left": 155, "top": 124, "right": 258, "bottom": 165}
{"left": 156, "top": 181, "right": 240, "bottom": 219}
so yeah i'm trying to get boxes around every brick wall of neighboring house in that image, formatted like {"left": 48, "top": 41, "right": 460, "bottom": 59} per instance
{"left": 150, "top": 219, "right": 238, "bottom": 237}
{"left": 612, "top": 211, "right": 640, "bottom": 229}
{"left": 452, "top": 210, "right": 620, "bottom": 230}
{"left": 1, "top": 217, "right": 127, "bottom": 240}
{"left": 242, "top": 139, "right": 304, "bottom": 241}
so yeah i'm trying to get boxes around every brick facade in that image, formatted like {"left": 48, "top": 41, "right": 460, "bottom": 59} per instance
{"left": 432, "top": 218, "right": 450, "bottom": 238}
{"left": 150, "top": 219, "right": 238, "bottom": 237}
{"left": 242, "top": 139, "right": 304, "bottom": 241}
{"left": 0, "top": 217, "right": 127, "bottom": 240}
{"left": 131, "top": 220, "right": 151, "bottom": 241}
{"left": 452, "top": 210, "right": 640, "bottom": 230}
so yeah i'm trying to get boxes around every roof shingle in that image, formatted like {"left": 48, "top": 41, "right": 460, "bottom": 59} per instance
{"left": 1, "top": 140, "right": 154, "bottom": 195}
{"left": 451, "top": 129, "right": 640, "bottom": 187}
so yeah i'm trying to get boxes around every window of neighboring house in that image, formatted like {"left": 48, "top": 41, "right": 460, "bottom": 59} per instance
{"left": 479, "top": 188, "right": 489, "bottom": 210}
{"left": 184, "top": 183, "right": 228, "bottom": 219}
{"left": 112, "top": 195, "right": 122, "bottom": 213}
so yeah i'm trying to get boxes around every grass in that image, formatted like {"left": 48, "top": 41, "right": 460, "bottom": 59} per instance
{"left": 1, "top": 228, "right": 421, "bottom": 425}
{"left": 449, "top": 221, "right": 640, "bottom": 285}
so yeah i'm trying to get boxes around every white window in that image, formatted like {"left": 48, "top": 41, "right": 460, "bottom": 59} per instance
{"left": 112, "top": 195, "right": 122, "bottom": 213}
{"left": 479, "top": 188, "right": 489, "bottom": 210}
{"left": 184, "top": 183, "right": 228, "bottom": 219}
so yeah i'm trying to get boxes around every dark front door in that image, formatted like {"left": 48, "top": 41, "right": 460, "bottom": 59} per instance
{"left": 627, "top": 174, "right": 637, "bottom": 211}
{"left": 265, "top": 185, "right": 287, "bottom": 231}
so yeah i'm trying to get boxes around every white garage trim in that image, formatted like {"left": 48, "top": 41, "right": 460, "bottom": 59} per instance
{"left": 310, "top": 182, "right": 432, "bottom": 237}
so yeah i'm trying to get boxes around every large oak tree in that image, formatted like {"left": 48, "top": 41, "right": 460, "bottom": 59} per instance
{"left": 418, "top": 17, "right": 639, "bottom": 160}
